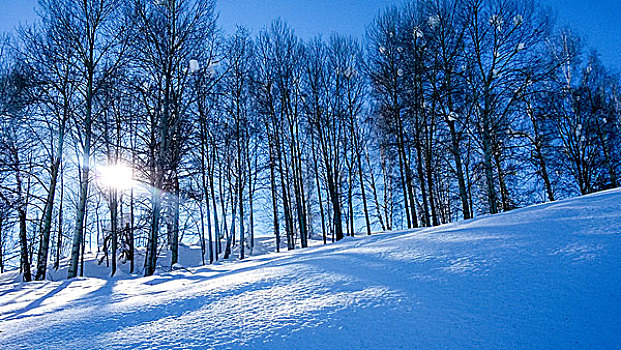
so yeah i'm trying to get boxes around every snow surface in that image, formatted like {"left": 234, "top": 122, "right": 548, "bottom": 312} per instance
{"left": 1, "top": 189, "right": 620, "bottom": 349}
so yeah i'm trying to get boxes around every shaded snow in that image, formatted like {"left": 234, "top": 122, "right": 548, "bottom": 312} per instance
{"left": 0, "top": 234, "right": 309, "bottom": 284}
{"left": 1, "top": 189, "right": 620, "bottom": 349}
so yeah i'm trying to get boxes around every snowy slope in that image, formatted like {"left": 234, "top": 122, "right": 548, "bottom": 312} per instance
{"left": 1, "top": 189, "right": 620, "bottom": 349}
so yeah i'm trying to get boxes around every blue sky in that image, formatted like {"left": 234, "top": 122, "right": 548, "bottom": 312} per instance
{"left": 1, "top": 0, "right": 620, "bottom": 70}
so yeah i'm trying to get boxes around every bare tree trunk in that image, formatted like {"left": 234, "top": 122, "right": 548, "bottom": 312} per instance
{"left": 54, "top": 165, "right": 64, "bottom": 270}
{"left": 238, "top": 132, "right": 245, "bottom": 260}
{"left": 414, "top": 141, "right": 430, "bottom": 227}
{"left": 447, "top": 119, "right": 472, "bottom": 219}
{"left": 526, "top": 108, "right": 555, "bottom": 202}
{"left": 347, "top": 167, "right": 354, "bottom": 236}
{"left": 536, "top": 147, "right": 555, "bottom": 202}
{"left": 199, "top": 132, "right": 213, "bottom": 263}
{"left": 205, "top": 187, "right": 213, "bottom": 264}
{"left": 18, "top": 206, "right": 31, "bottom": 281}
{"left": 277, "top": 135, "right": 295, "bottom": 250}
{"left": 396, "top": 139, "right": 412, "bottom": 228}
{"left": 209, "top": 152, "right": 221, "bottom": 259}
{"left": 356, "top": 147, "right": 371, "bottom": 235}
{"left": 68, "top": 44, "right": 94, "bottom": 278}
{"left": 219, "top": 161, "right": 229, "bottom": 256}
{"left": 146, "top": 186, "right": 161, "bottom": 276}
{"left": 199, "top": 205, "right": 206, "bottom": 265}
{"left": 365, "top": 148, "right": 386, "bottom": 231}
{"left": 79, "top": 203, "right": 87, "bottom": 277}
{"left": 291, "top": 120, "right": 308, "bottom": 247}
{"left": 326, "top": 165, "right": 344, "bottom": 241}
{"left": 268, "top": 136, "right": 281, "bottom": 252}
{"left": 35, "top": 121, "right": 66, "bottom": 280}
{"left": 223, "top": 182, "right": 236, "bottom": 260}
{"left": 129, "top": 164, "right": 135, "bottom": 273}
{"left": 311, "top": 140, "right": 327, "bottom": 243}
{"left": 424, "top": 146, "right": 439, "bottom": 226}
{"left": 68, "top": 140, "right": 90, "bottom": 279}
{"left": 481, "top": 109, "right": 499, "bottom": 214}
{"left": 239, "top": 175, "right": 245, "bottom": 260}
{"left": 110, "top": 189, "right": 118, "bottom": 276}
{"left": 0, "top": 217, "right": 3, "bottom": 274}
{"left": 247, "top": 149, "right": 255, "bottom": 254}
{"left": 494, "top": 150, "right": 511, "bottom": 211}
{"left": 171, "top": 176, "right": 180, "bottom": 266}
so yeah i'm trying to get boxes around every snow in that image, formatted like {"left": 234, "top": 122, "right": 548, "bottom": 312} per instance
{"left": 513, "top": 15, "right": 524, "bottom": 27}
{"left": 516, "top": 42, "right": 526, "bottom": 52}
{"left": 413, "top": 26, "right": 423, "bottom": 39}
{"left": 428, "top": 15, "right": 440, "bottom": 28}
{"left": 189, "top": 59, "right": 200, "bottom": 73}
{"left": 1, "top": 189, "right": 620, "bottom": 349}
{"left": 489, "top": 15, "right": 503, "bottom": 30}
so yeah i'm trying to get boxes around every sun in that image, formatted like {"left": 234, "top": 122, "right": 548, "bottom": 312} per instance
{"left": 97, "top": 163, "right": 134, "bottom": 190}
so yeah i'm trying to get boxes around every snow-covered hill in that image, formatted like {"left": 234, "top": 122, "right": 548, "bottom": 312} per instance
{"left": 1, "top": 189, "right": 620, "bottom": 349}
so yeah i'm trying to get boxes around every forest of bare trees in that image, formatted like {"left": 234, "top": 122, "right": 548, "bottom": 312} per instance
{"left": 0, "top": 0, "right": 618, "bottom": 281}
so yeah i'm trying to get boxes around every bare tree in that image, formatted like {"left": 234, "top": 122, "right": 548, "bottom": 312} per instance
{"left": 0, "top": 49, "right": 35, "bottom": 281}
{"left": 463, "top": 0, "right": 551, "bottom": 213}
{"left": 132, "top": 0, "right": 217, "bottom": 275}
{"left": 54, "top": 0, "right": 131, "bottom": 279}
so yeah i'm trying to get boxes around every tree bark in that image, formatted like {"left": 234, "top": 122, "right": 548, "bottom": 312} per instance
{"left": 448, "top": 119, "right": 472, "bottom": 219}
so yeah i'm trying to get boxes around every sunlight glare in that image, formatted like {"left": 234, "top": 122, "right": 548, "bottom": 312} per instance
{"left": 97, "top": 163, "right": 134, "bottom": 190}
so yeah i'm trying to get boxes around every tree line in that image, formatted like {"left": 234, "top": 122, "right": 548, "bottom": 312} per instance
{"left": 0, "top": 0, "right": 618, "bottom": 281}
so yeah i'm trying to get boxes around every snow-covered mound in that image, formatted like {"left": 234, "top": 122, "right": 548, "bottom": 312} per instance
{"left": 1, "top": 189, "right": 620, "bottom": 349}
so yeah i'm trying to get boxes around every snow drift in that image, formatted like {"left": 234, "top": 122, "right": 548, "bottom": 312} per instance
{"left": 1, "top": 189, "right": 620, "bottom": 349}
